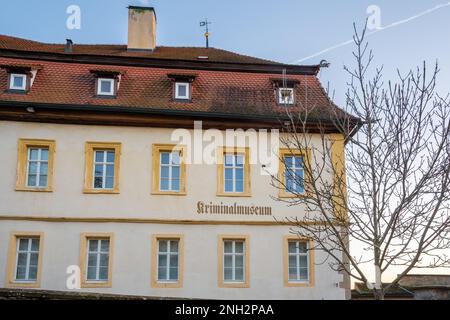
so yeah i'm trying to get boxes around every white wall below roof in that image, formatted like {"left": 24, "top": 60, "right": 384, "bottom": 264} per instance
{"left": 0, "top": 220, "right": 346, "bottom": 300}
{"left": 0, "top": 120, "right": 345, "bottom": 299}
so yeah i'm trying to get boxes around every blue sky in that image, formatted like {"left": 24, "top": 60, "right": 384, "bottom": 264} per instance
{"left": 1, "top": 0, "right": 449, "bottom": 105}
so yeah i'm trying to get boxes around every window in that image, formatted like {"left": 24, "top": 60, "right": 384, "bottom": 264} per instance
{"left": 152, "top": 144, "right": 186, "bottom": 195}
{"left": 284, "top": 237, "right": 314, "bottom": 287}
{"left": 217, "top": 147, "right": 251, "bottom": 197}
{"left": 175, "top": 82, "right": 190, "bottom": 100}
{"left": 16, "top": 139, "right": 55, "bottom": 192}
{"left": 97, "top": 78, "right": 115, "bottom": 96}
{"left": 151, "top": 235, "right": 184, "bottom": 288}
{"left": 84, "top": 142, "right": 121, "bottom": 194}
{"left": 278, "top": 87, "right": 294, "bottom": 105}
{"left": 80, "top": 233, "right": 114, "bottom": 288}
{"left": 284, "top": 155, "right": 304, "bottom": 193}
{"left": 6, "top": 232, "right": 43, "bottom": 288}
{"left": 218, "top": 235, "right": 249, "bottom": 288}
{"left": 279, "top": 148, "right": 310, "bottom": 198}
{"left": 9, "top": 73, "right": 27, "bottom": 91}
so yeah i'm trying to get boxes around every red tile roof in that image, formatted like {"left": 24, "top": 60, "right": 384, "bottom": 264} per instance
{"left": 0, "top": 35, "right": 352, "bottom": 123}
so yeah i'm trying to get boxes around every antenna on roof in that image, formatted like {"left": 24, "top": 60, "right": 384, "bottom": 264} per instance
{"left": 200, "top": 19, "right": 212, "bottom": 48}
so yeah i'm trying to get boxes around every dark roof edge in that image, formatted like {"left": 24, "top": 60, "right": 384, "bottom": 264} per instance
{"left": 0, "top": 49, "right": 320, "bottom": 75}
{"left": 0, "top": 100, "right": 351, "bottom": 125}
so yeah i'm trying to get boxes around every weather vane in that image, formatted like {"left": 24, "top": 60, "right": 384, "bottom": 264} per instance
{"left": 200, "top": 19, "right": 212, "bottom": 48}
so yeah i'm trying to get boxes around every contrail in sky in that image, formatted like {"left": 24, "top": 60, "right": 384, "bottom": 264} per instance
{"left": 292, "top": 2, "right": 450, "bottom": 64}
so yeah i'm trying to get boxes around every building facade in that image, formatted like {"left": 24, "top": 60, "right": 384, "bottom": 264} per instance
{"left": 0, "top": 6, "right": 350, "bottom": 299}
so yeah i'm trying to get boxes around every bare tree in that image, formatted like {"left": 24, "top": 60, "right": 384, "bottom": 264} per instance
{"left": 272, "top": 25, "right": 450, "bottom": 300}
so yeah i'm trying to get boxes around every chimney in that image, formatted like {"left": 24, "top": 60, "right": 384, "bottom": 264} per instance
{"left": 127, "top": 6, "right": 157, "bottom": 51}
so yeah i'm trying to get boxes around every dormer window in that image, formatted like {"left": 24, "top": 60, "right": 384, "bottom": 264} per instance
{"left": 97, "top": 78, "right": 116, "bottom": 96}
{"left": 9, "top": 73, "right": 27, "bottom": 91}
{"left": 175, "top": 82, "right": 190, "bottom": 100}
{"left": 278, "top": 88, "right": 294, "bottom": 105}
{"left": 167, "top": 73, "right": 197, "bottom": 102}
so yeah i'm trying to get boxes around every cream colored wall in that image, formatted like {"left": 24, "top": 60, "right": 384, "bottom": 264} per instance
{"left": 0, "top": 121, "right": 344, "bottom": 299}
{"left": 0, "top": 121, "right": 327, "bottom": 222}
{"left": 0, "top": 220, "right": 345, "bottom": 299}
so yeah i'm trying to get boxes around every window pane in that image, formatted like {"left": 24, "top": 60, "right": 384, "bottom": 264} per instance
{"left": 89, "top": 240, "right": 98, "bottom": 252}
{"left": 29, "top": 149, "right": 39, "bottom": 160}
{"left": 106, "top": 151, "right": 115, "bottom": 163}
{"left": 40, "top": 149, "right": 49, "bottom": 161}
{"left": 224, "top": 168, "right": 233, "bottom": 180}
{"left": 94, "top": 165, "right": 103, "bottom": 177}
{"left": 288, "top": 267, "right": 298, "bottom": 280}
{"left": 288, "top": 255, "right": 297, "bottom": 269}
{"left": 99, "top": 266, "right": 109, "bottom": 280}
{"left": 300, "top": 268, "right": 308, "bottom": 280}
{"left": 224, "top": 155, "right": 234, "bottom": 166}
{"left": 295, "top": 156, "right": 303, "bottom": 168}
{"left": 299, "top": 255, "right": 308, "bottom": 268}
{"left": 28, "top": 266, "right": 38, "bottom": 280}
{"left": 298, "top": 242, "right": 307, "bottom": 253}
{"left": 27, "top": 174, "right": 37, "bottom": 187}
{"left": 40, "top": 163, "right": 48, "bottom": 175}
{"left": 171, "top": 153, "right": 180, "bottom": 165}
{"left": 172, "top": 166, "right": 180, "bottom": 179}
{"left": 105, "top": 165, "right": 114, "bottom": 177}
{"left": 18, "top": 239, "right": 29, "bottom": 251}
{"left": 172, "top": 179, "right": 180, "bottom": 191}
{"left": 94, "top": 177, "right": 103, "bottom": 188}
{"left": 16, "top": 266, "right": 27, "bottom": 280}
{"left": 100, "top": 253, "right": 109, "bottom": 267}
{"left": 13, "top": 75, "right": 24, "bottom": 88}
{"left": 177, "top": 84, "right": 187, "bottom": 97}
{"left": 235, "top": 168, "right": 243, "bottom": 180}
{"left": 235, "top": 267, "right": 244, "bottom": 281}
{"left": 285, "top": 174, "right": 293, "bottom": 192}
{"left": 100, "top": 240, "right": 109, "bottom": 252}
{"left": 236, "top": 155, "right": 244, "bottom": 167}
{"left": 224, "top": 179, "right": 233, "bottom": 192}
{"left": 170, "top": 241, "right": 178, "bottom": 253}
{"left": 169, "top": 267, "right": 178, "bottom": 280}
{"left": 87, "top": 266, "right": 97, "bottom": 280}
{"left": 160, "top": 179, "right": 169, "bottom": 191}
{"left": 158, "top": 266, "right": 167, "bottom": 280}
{"left": 29, "top": 253, "right": 39, "bottom": 266}
{"left": 17, "top": 253, "right": 28, "bottom": 267}
{"left": 100, "top": 80, "right": 112, "bottom": 93}
{"left": 284, "top": 156, "right": 293, "bottom": 167}
{"left": 87, "top": 253, "right": 97, "bottom": 267}
{"left": 159, "top": 240, "right": 168, "bottom": 253}
{"left": 29, "top": 162, "right": 38, "bottom": 174}
{"left": 235, "top": 241, "right": 244, "bottom": 253}
{"left": 224, "top": 267, "right": 233, "bottom": 281}
{"left": 31, "top": 239, "right": 39, "bottom": 251}
{"left": 158, "top": 254, "right": 167, "bottom": 269}
{"left": 235, "top": 255, "right": 244, "bottom": 268}
{"left": 224, "top": 255, "right": 233, "bottom": 268}
{"left": 105, "top": 177, "right": 114, "bottom": 189}
{"left": 161, "top": 153, "right": 170, "bottom": 165}
{"left": 235, "top": 179, "right": 244, "bottom": 193}
{"left": 38, "top": 175, "right": 47, "bottom": 187}
{"left": 224, "top": 241, "right": 233, "bottom": 253}
{"left": 288, "top": 242, "right": 297, "bottom": 253}
{"left": 160, "top": 166, "right": 170, "bottom": 179}
{"left": 95, "top": 151, "right": 104, "bottom": 162}
{"left": 169, "top": 255, "right": 178, "bottom": 268}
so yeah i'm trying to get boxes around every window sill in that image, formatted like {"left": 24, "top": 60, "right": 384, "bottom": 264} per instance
{"left": 94, "top": 95, "right": 117, "bottom": 99}
{"left": 151, "top": 191, "right": 187, "bottom": 196}
{"left": 7, "top": 281, "right": 40, "bottom": 288}
{"left": 15, "top": 186, "right": 53, "bottom": 193}
{"left": 83, "top": 188, "right": 120, "bottom": 194}
{"left": 219, "top": 281, "right": 249, "bottom": 288}
{"left": 152, "top": 281, "right": 183, "bottom": 289}
{"left": 81, "top": 281, "right": 112, "bottom": 288}
{"left": 284, "top": 281, "right": 313, "bottom": 287}
{"left": 4, "top": 89, "right": 28, "bottom": 94}
{"left": 216, "top": 192, "right": 252, "bottom": 198}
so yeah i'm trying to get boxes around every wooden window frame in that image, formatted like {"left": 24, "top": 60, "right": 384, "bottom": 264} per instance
{"left": 96, "top": 77, "right": 117, "bottom": 97}
{"left": 16, "top": 139, "right": 55, "bottom": 192}
{"left": 283, "top": 236, "right": 315, "bottom": 287}
{"left": 6, "top": 232, "right": 44, "bottom": 288}
{"left": 217, "top": 147, "right": 251, "bottom": 197}
{"left": 9, "top": 73, "right": 28, "bottom": 91}
{"left": 151, "top": 144, "right": 187, "bottom": 196}
{"left": 278, "top": 148, "right": 311, "bottom": 198}
{"left": 83, "top": 142, "right": 121, "bottom": 194}
{"left": 79, "top": 233, "right": 114, "bottom": 288}
{"left": 218, "top": 235, "right": 250, "bottom": 288}
{"left": 151, "top": 234, "right": 184, "bottom": 288}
